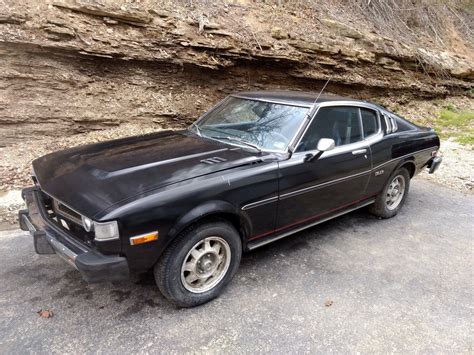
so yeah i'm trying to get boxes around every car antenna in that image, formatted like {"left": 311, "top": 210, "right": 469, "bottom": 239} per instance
{"left": 311, "top": 78, "right": 330, "bottom": 114}
{"left": 288, "top": 78, "right": 331, "bottom": 155}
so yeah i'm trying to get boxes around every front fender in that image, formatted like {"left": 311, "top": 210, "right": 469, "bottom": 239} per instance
{"left": 167, "top": 200, "right": 251, "bottom": 244}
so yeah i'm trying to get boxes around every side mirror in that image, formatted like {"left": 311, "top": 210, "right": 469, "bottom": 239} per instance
{"left": 316, "top": 138, "right": 335, "bottom": 152}
{"left": 305, "top": 138, "right": 335, "bottom": 162}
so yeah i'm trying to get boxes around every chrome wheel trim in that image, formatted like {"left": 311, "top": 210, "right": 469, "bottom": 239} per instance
{"left": 180, "top": 236, "right": 231, "bottom": 294}
{"left": 386, "top": 175, "right": 406, "bottom": 210}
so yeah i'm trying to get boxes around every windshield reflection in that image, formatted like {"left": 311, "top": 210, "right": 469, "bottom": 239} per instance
{"left": 195, "top": 97, "right": 309, "bottom": 151}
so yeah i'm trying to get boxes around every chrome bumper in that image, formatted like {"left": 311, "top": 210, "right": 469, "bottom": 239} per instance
{"left": 19, "top": 187, "right": 129, "bottom": 283}
{"left": 428, "top": 156, "right": 442, "bottom": 174}
{"left": 20, "top": 211, "right": 78, "bottom": 268}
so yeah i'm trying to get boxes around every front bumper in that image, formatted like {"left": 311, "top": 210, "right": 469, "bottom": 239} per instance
{"left": 19, "top": 187, "right": 129, "bottom": 283}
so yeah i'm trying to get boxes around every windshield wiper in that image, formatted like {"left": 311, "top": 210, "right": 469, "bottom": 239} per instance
{"left": 211, "top": 135, "right": 262, "bottom": 153}
{"left": 189, "top": 122, "right": 202, "bottom": 137}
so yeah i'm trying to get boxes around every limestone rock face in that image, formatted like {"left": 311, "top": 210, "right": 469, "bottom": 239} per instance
{"left": 320, "top": 19, "right": 363, "bottom": 40}
{"left": 0, "top": 0, "right": 472, "bottom": 146}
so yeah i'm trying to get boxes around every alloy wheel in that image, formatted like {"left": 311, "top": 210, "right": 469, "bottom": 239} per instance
{"left": 386, "top": 175, "right": 406, "bottom": 210}
{"left": 180, "top": 237, "right": 231, "bottom": 293}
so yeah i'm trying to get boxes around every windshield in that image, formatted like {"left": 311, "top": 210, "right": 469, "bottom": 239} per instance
{"left": 194, "top": 97, "right": 309, "bottom": 151}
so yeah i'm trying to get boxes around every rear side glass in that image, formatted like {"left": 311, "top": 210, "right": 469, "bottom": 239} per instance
{"left": 381, "top": 114, "right": 388, "bottom": 132}
{"left": 396, "top": 117, "right": 415, "bottom": 131}
{"left": 360, "top": 108, "right": 378, "bottom": 137}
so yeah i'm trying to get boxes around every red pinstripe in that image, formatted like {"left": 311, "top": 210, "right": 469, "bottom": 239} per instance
{"left": 248, "top": 194, "right": 376, "bottom": 241}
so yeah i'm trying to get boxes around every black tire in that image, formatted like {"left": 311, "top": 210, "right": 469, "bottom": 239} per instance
{"left": 154, "top": 220, "right": 242, "bottom": 307}
{"left": 369, "top": 167, "right": 410, "bottom": 219}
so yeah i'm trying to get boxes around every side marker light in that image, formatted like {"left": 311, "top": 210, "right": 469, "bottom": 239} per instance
{"left": 130, "top": 231, "right": 159, "bottom": 245}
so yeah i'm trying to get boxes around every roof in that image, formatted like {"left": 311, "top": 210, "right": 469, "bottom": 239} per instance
{"left": 232, "top": 90, "right": 365, "bottom": 107}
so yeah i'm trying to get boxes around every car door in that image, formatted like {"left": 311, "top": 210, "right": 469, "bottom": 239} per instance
{"left": 276, "top": 105, "right": 373, "bottom": 230}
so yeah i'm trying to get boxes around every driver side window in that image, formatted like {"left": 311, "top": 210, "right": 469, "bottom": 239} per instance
{"left": 297, "top": 106, "right": 362, "bottom": 152}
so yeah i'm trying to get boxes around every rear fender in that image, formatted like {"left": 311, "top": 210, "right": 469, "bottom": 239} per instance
{"left": 378, "top": 157, "right": 416, "bottom": 190}
{"left": 397, "top": 158, "right": 416, "bottom": 178}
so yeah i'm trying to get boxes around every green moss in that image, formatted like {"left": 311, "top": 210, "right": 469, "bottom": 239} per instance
{"left": 438, "top": 108, "right": 474, "bottom": 127}
{"left": 457, "top": 133, "right": 474, "bottom": 145}
{"left": 433, "top": 105, "right": 474, "bottom": 146}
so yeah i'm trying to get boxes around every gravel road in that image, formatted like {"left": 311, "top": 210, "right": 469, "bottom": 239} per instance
{"left": 0, "top": 180, "right": 472, "bottom": 353}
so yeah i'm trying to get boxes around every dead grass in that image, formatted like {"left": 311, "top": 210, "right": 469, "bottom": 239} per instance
{"left": 284, "top": 0, "right": 473, "bottom": 48}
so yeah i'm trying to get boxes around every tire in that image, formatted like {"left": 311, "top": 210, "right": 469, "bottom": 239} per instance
{"left": 369, "top": 167, "right": 410, "bottom": 219}
{"left": 154, "top": 220, "right": 242, "bottom": 307}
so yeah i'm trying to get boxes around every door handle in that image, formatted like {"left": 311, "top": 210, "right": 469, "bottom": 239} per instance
{"left": 352, "top": 148, "right": 367, "bottom": 155}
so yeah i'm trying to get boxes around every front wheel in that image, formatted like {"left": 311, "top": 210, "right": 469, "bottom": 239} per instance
{"left": 369, "top": 167, "right": 410, "bottom": 219}
{"left": 154, "top": 220, "right": 242, "bottom": 307}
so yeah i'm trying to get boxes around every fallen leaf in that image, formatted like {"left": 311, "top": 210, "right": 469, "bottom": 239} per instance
{"left": 324, "top": 299, "right": 333, "bottom": 307}
{"left": 37, "top": 309, "right": 54, "bottom": 318}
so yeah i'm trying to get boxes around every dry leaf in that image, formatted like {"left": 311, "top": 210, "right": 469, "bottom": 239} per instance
{"left": 37, "top": 309, "right": 54, "bottom": 318}
{"left": 324, "top": 299, "right": 333, "bottom": 307}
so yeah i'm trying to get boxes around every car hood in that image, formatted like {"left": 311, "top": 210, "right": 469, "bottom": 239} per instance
{"left": 33, "top": 130, "right": 263, "bottom": 218}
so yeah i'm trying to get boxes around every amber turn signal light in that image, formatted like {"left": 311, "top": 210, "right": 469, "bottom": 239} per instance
{"left": 130, "top": 231, "right": 158, "bottom": 245}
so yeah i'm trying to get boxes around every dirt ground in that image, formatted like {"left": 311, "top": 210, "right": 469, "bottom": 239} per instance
{"left": 421, "top": 139, "right": 473, "bottom": 191}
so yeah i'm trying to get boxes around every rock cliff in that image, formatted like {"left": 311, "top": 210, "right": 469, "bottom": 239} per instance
{"left": 0, "top": 0, "right": 473, "bottom": 146}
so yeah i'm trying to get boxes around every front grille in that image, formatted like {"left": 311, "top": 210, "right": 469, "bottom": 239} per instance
{"left": 39, "top": 192, "right": 94, "bottom": 244}
{"left": 52, "top": 199, "right": 82, "bottom": 226}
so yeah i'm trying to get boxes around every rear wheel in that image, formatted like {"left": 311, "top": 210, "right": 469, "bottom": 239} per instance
{"left": 369, "top": 167, "right": 410, "bottom": 219}
{"left": 154, "top": 220, "right": 242, "bottom": 307}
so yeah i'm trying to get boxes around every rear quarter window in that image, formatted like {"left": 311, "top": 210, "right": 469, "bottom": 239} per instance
{"left": 360, "top": 108, "right": 379, "bottom": 137}
{"left": 396, "top": 117, "right": 416, "bottom": 131}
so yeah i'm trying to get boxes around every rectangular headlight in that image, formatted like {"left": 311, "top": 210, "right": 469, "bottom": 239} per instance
{"left": 94, "top": 220, "right": 119, "bottom": 241}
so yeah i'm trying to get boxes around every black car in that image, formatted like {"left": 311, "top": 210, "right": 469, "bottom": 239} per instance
{"left": 19, "top": 91, "right": 442, "bottom": 307}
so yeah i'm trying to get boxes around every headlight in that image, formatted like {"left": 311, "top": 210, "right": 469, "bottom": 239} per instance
{"left": 81, "top": 216, "right": 93, "bottom": 232}
{"left": 93, "top": 220, "right": 119, "bottom": 241}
